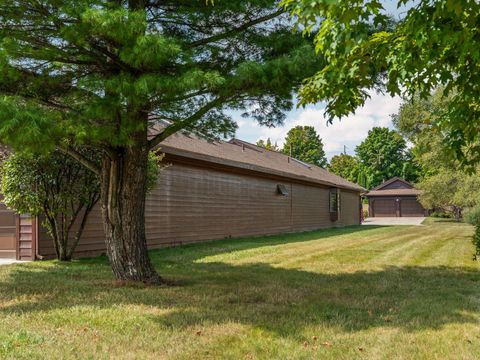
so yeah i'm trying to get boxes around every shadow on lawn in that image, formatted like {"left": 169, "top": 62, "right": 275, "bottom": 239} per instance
{"left": 0, "top": 225, "right": 478, "bottom": 335}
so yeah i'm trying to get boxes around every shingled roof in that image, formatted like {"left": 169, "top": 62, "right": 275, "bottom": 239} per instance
{"left": 154, "top": 132, "right": 364, "bottom": 192}
{"left": 366, "top": 188, "right": 422, "bottom": 196}
{"left": 365, "top": 177, "right": 421, "bottom": 197}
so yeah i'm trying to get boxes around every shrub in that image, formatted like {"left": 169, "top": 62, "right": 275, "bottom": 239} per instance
{"left": 1, "top": 150, "right": 100, "bottom": 261}
{"left": 464, "top": 206, "right": 480, "bottom": 260}
{"left": 430, "top": 211, "right": 453, "bottom": 219}
{"left": 362, "top": 209, "right": 369, "bottom": 219}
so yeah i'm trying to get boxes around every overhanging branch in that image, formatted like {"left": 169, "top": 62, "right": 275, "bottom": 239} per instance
{"left": 148, "top": 97, "right": 226, "bottom": 149}
{"left": 58, "top": 146, "right": 101, "bottom": 176}
{"left": 187, "top": 9, "right": 284, "bottom": 48}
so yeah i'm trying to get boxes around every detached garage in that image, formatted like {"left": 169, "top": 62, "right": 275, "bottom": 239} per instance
{"left": 366, "top": 177, "right": 427, "bottom": 217}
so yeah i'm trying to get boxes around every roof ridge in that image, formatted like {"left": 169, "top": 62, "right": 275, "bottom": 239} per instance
{"left": 371, "top": 177, "right": 414, "bottom": 191}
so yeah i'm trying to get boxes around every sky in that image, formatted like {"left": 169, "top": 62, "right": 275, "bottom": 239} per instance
{"left": 232, "top": 0, "right": 411, "bottom": 160}
{"left": 234, "top": 93, "right": 402, "bottom": 160}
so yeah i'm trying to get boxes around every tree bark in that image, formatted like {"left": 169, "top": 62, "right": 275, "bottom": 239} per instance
{"left": 99, "top": 124, "right": 163, "bottom": 284}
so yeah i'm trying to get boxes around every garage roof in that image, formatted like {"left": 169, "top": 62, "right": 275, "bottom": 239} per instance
{"left": 366, "top": 188, "right": 422, "bottom": 197}
{"left": 366, "top": 177, "right": 422, "bottom": 197}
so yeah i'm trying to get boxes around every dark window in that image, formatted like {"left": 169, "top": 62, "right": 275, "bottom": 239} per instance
{"left": 329, "top": 188, "right": 340, "bottom": 221}
{"left": 277, "top": 184, "right": 289, "bottom": 196}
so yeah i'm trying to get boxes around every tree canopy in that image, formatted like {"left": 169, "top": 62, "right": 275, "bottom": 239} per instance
{"left": 327, "top": 154, "right": 359, "bottom": 183}
{"left": 417, "top": 169, "right": 480, "bottom": 221}
{"left": 355, "top": 127, "right": 413, "bottom": 188}
{"left": 256, "top": 138, "right": 279, "bottom": 151}
{"left": 281, "top": 126, "right": 327, "bottom": 167}
{"left": 393, "top": 91, "right": 480, "bottom": 223}
{"left": 0, "top": 0, "right": 321, "bottom": 283}
{"left": 393, "top": 89, "right": 455, "bottom": 177}
{"left": 281, "top": 0, "right": 480, "bottom": 165}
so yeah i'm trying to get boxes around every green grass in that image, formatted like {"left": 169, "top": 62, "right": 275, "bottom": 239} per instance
{"left": 0, "top": 219, "right": 479, "bottom": 359}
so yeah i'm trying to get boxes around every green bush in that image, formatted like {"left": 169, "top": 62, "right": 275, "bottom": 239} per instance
{"left": 465, "top": 206, "right": 480, "bottom": 260}
{"left": 362, "top": 209, "right": 369, "bottom": 219}
{"left": 430, "top": 211, "right": 453, "bottom": 219}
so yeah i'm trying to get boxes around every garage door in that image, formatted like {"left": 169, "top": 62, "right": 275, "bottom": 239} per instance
{"left": 372, "top": 199, "right": 397, "bottom": 217}
{"left": 0, "top": 202, "right": 17, "bottom": 259}
{"left": 401, "top": 199, "right": 425, "bottom": 217}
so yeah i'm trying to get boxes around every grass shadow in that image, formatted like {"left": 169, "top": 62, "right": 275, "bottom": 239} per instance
{"left": 0, "top": 222, "right": 478, "bottom": 336}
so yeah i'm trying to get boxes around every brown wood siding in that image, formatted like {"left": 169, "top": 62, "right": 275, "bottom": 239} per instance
{"left": 37, "top": 208, "right": 106, "bottom": 258}
{"left": 340, "top": 190, "right": 361, "bottom": 226}
{"left": 381, "top": 180, "right": 412, "bottom": 190}
{"left": 37, "top": 160, "right": 361, "bottom": 259}
{"left": 0, "top": 201, "right": 16, "bottom": 259}
{"left": 145, "top": 163, "right": 293, "bottom": 247}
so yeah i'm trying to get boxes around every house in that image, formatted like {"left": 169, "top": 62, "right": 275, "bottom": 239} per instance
{"left": 0, "top": 133, "right": 364, "bottom": 261}
{"left": 366, "top": 177, "right": 427, "bottom": 217}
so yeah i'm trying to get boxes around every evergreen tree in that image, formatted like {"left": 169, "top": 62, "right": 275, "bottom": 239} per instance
{"left": 281, "top": 126, "right": 327, "bottom": 167}
{"left": 0, "top": 1, "right": 320, "bottom": 283}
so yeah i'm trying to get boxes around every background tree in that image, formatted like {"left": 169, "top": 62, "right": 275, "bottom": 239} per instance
{"left": 281, "top": 126, "right": 327, "bottom": 166}
{"left": 393, "top": 89, "right": 456, "bottom": 177}
{"left": 1, "top": 150, "right": 100, "bottom": 261}
{"left": 417, "top": 169, "right": 480, "bottom": 221}
{"left": 327, "top": 154, "right": 359, "bottom": 183}
{"left": 394, "top": 90, "right": 480, "bottom": 222}
{"left": 256, "top": 138, "right": 279, "bottom": 151}
{"left": 282, "top": 0, "right": 480, "bottom": 166}
{"left": 0, "top": 1, "right": 320, "bottom": 283}
{"left": 355, "top": 127, "right": 410, "bottom": 188}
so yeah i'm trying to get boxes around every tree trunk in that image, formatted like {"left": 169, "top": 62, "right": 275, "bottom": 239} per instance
{"left": 99, "top": 126, "right": 163, "bottom": 284}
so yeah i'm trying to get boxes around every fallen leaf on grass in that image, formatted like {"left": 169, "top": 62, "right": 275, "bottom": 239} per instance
{"left": 195, "top": 330, "right": 202, "bottom": 336}
{"left": 358, "top": 347, "right": 365, "bottom": 352}
{"left": 321, "top": 341, "right": 332, "bottom": 347}
{"left": 303, "top": 341, "right": 308, "bottom": 348}
{"left": 312, "top": 336, "right": 317, "bottom": 341}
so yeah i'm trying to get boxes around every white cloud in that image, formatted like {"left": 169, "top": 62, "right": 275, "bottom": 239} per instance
{"left": 235, "top": 92, "right": 402, "bottom": 160}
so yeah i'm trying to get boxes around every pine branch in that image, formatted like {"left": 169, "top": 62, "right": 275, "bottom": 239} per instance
{"left": 187, "top": 9, "right": 284, "bottom": 48}
{"left": 148, "top": 96, "right": 226, "bottom": 149}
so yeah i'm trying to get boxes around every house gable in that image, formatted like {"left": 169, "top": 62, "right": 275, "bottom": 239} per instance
{"left": 372, "top": 177, "right": 414, "bottom": 191}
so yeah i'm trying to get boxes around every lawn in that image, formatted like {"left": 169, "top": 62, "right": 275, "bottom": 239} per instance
{"left": 0, "top": 219, "right": 479, "bottom": 359}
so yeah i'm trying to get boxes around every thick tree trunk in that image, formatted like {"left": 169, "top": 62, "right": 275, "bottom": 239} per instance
{"left": 99, "top": 126, "right": 163, "bottom": 284}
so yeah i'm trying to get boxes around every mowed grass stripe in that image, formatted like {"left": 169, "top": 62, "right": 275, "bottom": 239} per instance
{"left": 409, "top": 224, "right": 471, "bottom": 266}
{"left": 0, "top": 219, "right": 478, "bottom": 359}
{"left": 291, "top": 232, "right": 421, "bottom": 271}
{"left": 226, "top": 227, "right": 412, "bottom": 269}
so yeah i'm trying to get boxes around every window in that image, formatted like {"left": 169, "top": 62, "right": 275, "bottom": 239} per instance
{"left": 277, "top": 184, "right": 289, "bottom": 196}
{"left": 329, "top": 188, "right": 340, "bottom": 221}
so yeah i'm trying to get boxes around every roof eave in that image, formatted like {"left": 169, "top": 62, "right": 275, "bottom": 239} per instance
{"left": 159, "top": 145, "right": 364, "bottom": 192}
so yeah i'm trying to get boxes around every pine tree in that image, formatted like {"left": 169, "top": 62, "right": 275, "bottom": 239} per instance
{"left": 0, "top": 1, "right": 319, "bottom": 283}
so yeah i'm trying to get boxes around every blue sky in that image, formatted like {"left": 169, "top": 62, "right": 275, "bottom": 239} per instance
{"left": 232, "top": 1, "right": 411, "bottom": 160}
{"left": 234, "top": 93, "right": 402, "bottom": 160}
